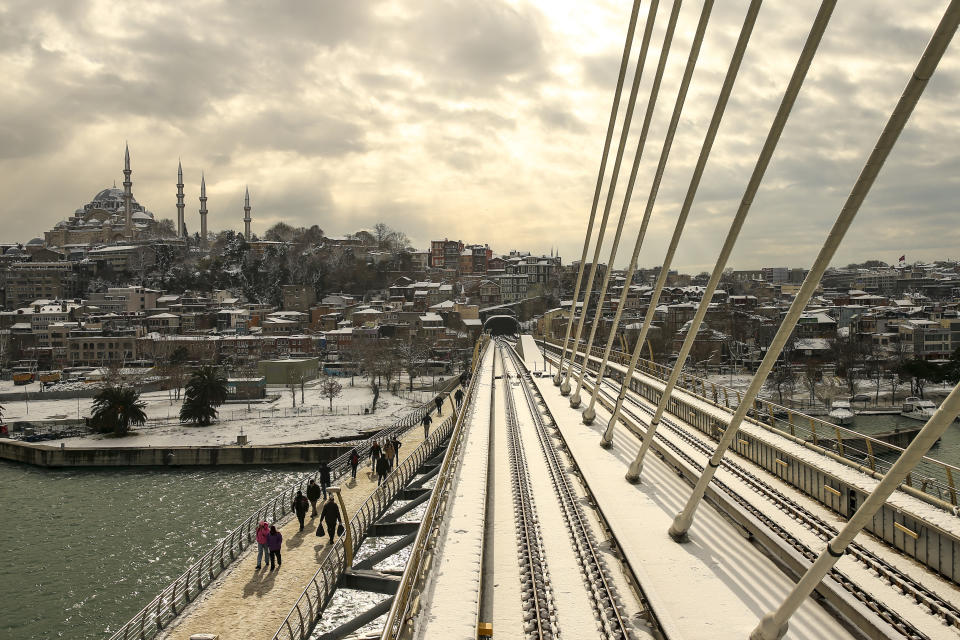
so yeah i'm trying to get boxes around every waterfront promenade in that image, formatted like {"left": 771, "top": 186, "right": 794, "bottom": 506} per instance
{"left": 159, "top": 424, "right": 429, "bottom": 640}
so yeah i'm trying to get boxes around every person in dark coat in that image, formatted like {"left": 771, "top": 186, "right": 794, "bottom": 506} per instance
{"left": 320, "top": 495, "right": 342, "bottom": 544}
{"left": 421, "top": 412, "right": 433, "bottom": 438}
{"left": 318, "top": 460, "right": 331, "bottom": 499}
{"left": 376, "top": 454, "right": 389, "bottom": 485}
{"left": 292, "top": 490, "right": 310, "bottom": 531}
{"left": 434, "top": 395, "right": 443, "bottom": 415}
{"left": 454, "top": 388, "right": 465, "bottom": 408}
{"left": 267, "top": 525, "right": 283, "bottom": 570}
{"left": 306, "top": 479, "right": 322, "bottom": 516}
{"left": 349, "top": 448, "right": 360, "bottom": 479}
{"left": 369, "top": 440, "right": 381, "bottom": 471}
{"left": 393, "top": 437, "right": 402, "bottom": 460}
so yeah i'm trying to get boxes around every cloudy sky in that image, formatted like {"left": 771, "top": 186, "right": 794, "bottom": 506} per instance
{"left": 1, "top": 0, "right": 958, "bottom": 271}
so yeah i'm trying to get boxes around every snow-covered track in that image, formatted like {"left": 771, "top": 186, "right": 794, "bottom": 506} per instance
{"left": 499, "top": 340, "right": 648, "bottom": 640}
{"left": 499, "top": 344, "right": 560, "bottom": 639}
{"left": 566, "top": 355, "right": 960, "bottom": 640}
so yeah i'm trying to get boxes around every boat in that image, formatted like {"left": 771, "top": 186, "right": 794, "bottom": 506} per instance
{"left": 901, "top": 397, "right": 937, "bottom": 421}
{"left": 828, "top": 399, "right": 854, "bottom": 426}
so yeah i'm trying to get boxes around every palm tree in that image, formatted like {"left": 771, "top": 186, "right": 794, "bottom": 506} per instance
{"left": 90, "top": 386, "right": 147, "bottom": 436}
{"left": 180, "top": 365, "right": 228, "bottom": 426}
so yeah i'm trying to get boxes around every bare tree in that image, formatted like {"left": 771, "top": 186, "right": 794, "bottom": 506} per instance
{"left": 397, "top": 338, "right": 429, "bottom": 391}
{"left": 766, "top": 366, "right": 796, "bottom": 405}
{"left": 319, "top": 375, "right": 343, "bottom": 410}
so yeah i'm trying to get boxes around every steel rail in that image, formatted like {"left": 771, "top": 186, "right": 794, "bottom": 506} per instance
{"left": 504, "top": 343, "right": 641, "bottom": 639}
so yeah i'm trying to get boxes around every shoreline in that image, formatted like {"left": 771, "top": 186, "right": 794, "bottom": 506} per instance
{"left": 0, "top": 438, "right": 356, "bottom": 468}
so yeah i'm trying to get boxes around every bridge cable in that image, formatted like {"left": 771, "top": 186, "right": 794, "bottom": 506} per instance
{"left": 672, "top": 1, "right": 960, "bottom": 593}
{"left": 557, "top": 0, "right": 662, "bottom": 397}
{"left": 569, "top": 0, "right": 690, "bottom": 409}
{"left": 553, "top": 0, "right": 645, "bottom": 388}
{"left": 590, "top": 0, "right": 762, "bottom": 431}
{"left": 619, "top": 1, "right": 837, "bottom": 485}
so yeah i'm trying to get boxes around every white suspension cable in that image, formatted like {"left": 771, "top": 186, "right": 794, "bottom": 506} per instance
{"left": 569, "top": 0, "right": 688, "bottom": 409}
{"left": 582, "top": 0, "right": 725, "bottom": 426}
{"left": 554, "top": 0, "right": 644, "bottom": 388}
{"left": 561, "top": 0, "right": 664, "bottom": 396}
{"left": 674, "top": 1, "right": 959, "bottom": 558}
{"left": 622, "top": 1, "right": 836, "bottom": 484}
{"left": 597, "top": 0, "right": 762, "bottom": 441}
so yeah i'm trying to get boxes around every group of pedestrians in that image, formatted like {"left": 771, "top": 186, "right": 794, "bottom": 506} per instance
{"left": 255, "top": 490, "right": 346, "bottom": 572}
{"left": 370, "top": 436, "right": 402, "bottom": 485}
{"left": 253, "top": 380, "right": 471, "bottom": 572}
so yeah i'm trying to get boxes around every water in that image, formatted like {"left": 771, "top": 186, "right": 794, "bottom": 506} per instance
{"left": 850, "top": 413, "right": 960, "bottom": 463}
{"left": 0, "top": 462, "right": 306, "bottom": 640}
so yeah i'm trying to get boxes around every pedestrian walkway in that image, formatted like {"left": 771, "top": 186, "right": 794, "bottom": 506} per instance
{"left": 159, "top": 419, "right": 441, "bottom": 640}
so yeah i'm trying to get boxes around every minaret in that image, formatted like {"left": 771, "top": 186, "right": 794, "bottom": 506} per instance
{"left": 199, "top": 172, "right": 208, "bottom": 248}
{"left": 176, "top": 160, "right": 185, "bottom": 238}
{"left": 123, "top": 143, "right": 133, "bottom": 238}
{"left": 243, "top": 186, "right": 252, "bottom": 241}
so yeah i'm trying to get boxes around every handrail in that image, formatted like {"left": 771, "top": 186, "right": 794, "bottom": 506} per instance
{"left": 540, "top": 336, "right": 960, "bottom": 506}
{"left": 270, "top": 392, "right": 466, "bottom": 640}
{"left": 105, "top": 378, "right": 459, "bottom": 640}
{"left": 381, "top": 338, "right": 490, "bottom": 640}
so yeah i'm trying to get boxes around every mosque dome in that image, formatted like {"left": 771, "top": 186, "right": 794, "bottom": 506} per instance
{"left": 92, "top": 187, "right": 125, "bottom": 203}
{"left": 27, "top": 237, "right": 43, "bottom": 246}
{"left": 54, "top": 220, "right": 68, "bottom": 229}
{"left": 132, "top": 211, "right": 151, "bottom": 220}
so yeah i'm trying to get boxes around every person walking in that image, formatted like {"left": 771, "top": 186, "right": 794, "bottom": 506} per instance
{"left": 421, "top": 412, "right": 433, "bottom": 438}
{"left": 267, "top": 525, "right": 283, "bottom": 570}
{"left": 319, "top": 460, "right": 331, "bottom": 499}
{"left": 292, "top": 490, "right": 310, "bottom": 531}
{"left": 384, "top": 440, "right": 395, "bottom": 471}
{"left": 349, "top": 448, "right": 360, "bottom": 479}
{"left": 307, "top": 479, "right": 322, "bottom": 516}
{"left": 393, "top": 437, "right": 402, "bottom": 461}
{"left": 320, "top": 495, "right": 342, "bottom": 544}
{"left": 454, "top": 388, "right": 465, "bottom": 409}
{"left": 376, "top": 453, "right": 390, "bottom": 485}
{"left": 255, "top": 520, "right": 270, "bottom": 570}
{"left": 370, "top": 440, "right": 381, "bottom": 471}
{"left": 434, "top": 395, "right": 443, "bottom": 415}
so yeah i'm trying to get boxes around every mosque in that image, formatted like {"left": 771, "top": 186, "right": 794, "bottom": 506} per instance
{"left": 41, "top": 145, "right": 230, "bottom": 250}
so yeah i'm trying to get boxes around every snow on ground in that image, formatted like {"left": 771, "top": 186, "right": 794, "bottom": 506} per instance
{"left": 35, "top": 383, "right": 425, "bottom": 448}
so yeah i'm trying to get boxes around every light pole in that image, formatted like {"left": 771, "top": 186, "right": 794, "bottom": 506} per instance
{"left": 328, "top": 486, "right": 353, "bottom": 567}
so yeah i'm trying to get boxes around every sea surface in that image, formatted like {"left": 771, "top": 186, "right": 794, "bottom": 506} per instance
{"left": 0, "top": 463, "right": 306, "bottom": 639}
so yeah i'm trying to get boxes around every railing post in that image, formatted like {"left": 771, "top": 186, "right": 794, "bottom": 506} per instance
{"left": 940, "top": 466, "right": 959, "bottom": 505}
{"left": 865, "top": 439, "right": 876, "bottom": 471}
{"left": 834, "top": 427, "right": 845, "bottom": 457}
{"left": 810, "top": 418, "right": 818, "bottom": 446}
{"left": 788, "top": 411, "right": 796, "bottom": 437}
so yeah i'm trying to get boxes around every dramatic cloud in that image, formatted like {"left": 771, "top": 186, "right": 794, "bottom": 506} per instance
{"left": 0, "top": 0, "right": 958, "bottom": 271}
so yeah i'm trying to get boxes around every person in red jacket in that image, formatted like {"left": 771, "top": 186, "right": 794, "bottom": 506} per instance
{"left": 255, "top": 520, "right": 270, "bottom": 570}
{"left": 349, "top": 448, "right": 360, "bottom": 479}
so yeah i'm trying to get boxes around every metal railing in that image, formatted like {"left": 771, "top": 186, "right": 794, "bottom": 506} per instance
{"left": 271, "top": 408, "right": 461, "bottom": 640}
{"left": 381, "top": 339, "right": 489, "bottom": 640}
{"left": 106, "top": 377, "right": 460, "bottom": 640}
{"left": 541, "top": 336, "right": 960, "bottom": 507}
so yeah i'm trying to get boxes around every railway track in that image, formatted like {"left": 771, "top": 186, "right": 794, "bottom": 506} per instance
{"left": 498, "top": 345, "right": 560, "bottom": 639}
{"left": 498, "top": 340, "right": 657, "bottom": 640}
{"left": 556, "top": 352, "right": 960, "bottom": 639}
